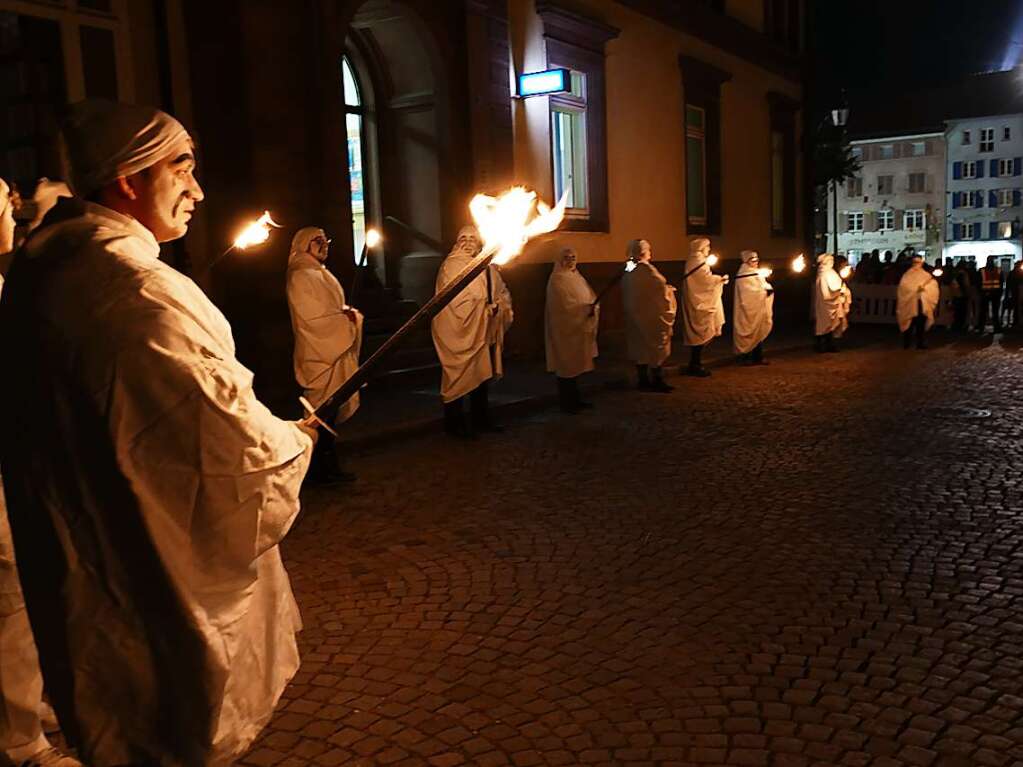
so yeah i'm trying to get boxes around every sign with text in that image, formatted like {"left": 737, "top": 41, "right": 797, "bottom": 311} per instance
{"left": 517, "top": 68, "right": 570, "bottom": 98}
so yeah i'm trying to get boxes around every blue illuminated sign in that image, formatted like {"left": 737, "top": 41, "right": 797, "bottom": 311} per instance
{"left": 517, "top": 68, "right": 570, "bottom": 98}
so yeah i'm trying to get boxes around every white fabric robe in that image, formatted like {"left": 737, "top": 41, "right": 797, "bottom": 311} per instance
{"left": 681, "top": 258, "right": 726, "bottom": 346}
{"left": 545, "top": 265, "right": 599, "bottom": 379}
{"left": 431, "top": 253, "right": 513, "bottom": 403}
{"left": 0, "top": 199, "right": 313, "bottom": 767}
{"left": 815, "top": 266, "right": 852, "bottom": 337}
{"left": 733, "top": 264, "right": 775, "bottom": 354}
{"left": 897, "top": 266, "right": 940, "bottom": 332}
{"left": 286, "top": 253, "right": 363, "bottom": 425}
{"left": 622, "top": 261, "right": 676, "bottom": 366}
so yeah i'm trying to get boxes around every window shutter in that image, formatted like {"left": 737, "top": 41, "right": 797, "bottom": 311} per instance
{"left": 926, "top": 174, "right": 934, "bottom": 193}
{"left": 990, "top": 159, "right": 999, "bottom": 176}
{"left": 991, "top": 222, "right": 999, "bottom": 239}
{"left": 1015, "top": 157, "right": 1022, "bottom": 175}
{"left": 953, "top": 223, "right": 962, "bottom": 239}
{"left": 977, "top": 162, "right": 985, "bottom": 178}
{"left": 894, "top": 209, "right": 903, "bottom": 230}
{"left": 990, "top": 190, "right": 998, "bottom": 207}
{"left": 952, "top": 191, "right": 959, "bottom": 208}
{"left": 1015, "top": 190, "right": 1021, "bottom": 206}
{"left": 953, "top": 161, "right": 962, "bottom": 179}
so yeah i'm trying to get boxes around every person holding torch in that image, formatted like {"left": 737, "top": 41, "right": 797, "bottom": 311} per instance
{"left": 814, "top": 253, "right": 852, "bottom": 352}
{"left": 681, "top": 237, "right": 728, "bottom": 377}
{"left": 622, "top": 238, "right": 676, "bottom": 392}
{"left": 896, "top": 254, "right": 940, "bottom": 349}
{"left": 0, "top": 100, "right": 317, "bottom": 767}
{"left": 545, "top": 247, "right": 599, "bottom": 413}
{"left": 732, "top": 250, "right": 774, "bottom": 365}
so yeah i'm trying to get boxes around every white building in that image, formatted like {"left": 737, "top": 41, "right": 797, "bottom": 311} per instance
{"left": 830, "top": 132, "right": 945, "bottom": 265}
{"left": 944, "top": 114, "right": 1023, "bottom": 264}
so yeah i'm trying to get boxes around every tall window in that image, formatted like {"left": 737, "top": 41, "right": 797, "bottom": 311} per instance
{"left": 878, "top": 209, "right": 894, "bottom": 231}
{"left": 962, "top": 161, "right": 977, "bottom": 179}
{"left": 905, "top": 209, "right": 925, "bottom": 230}
{"left": 962, "top": 130, "right": 972, "bottom": 145}
{"left": 980, "top": 127, "right": 995, "bottom": 152}
{"left": 551, "top": 71, "right": 588, "bottom": 212}
{"left": 879, "top": 145, "right": 894, "bottom": 159}
{"left": 343, "top": 57, "right": 367, "bottom": 263}
{"left": 846, "top": 177, "right": 862, "bottom": 197}
{"left": 686, "top": 105, "right": 707, "bottom": 226}
{"left": 998, "top": 189, "right": 1014, "bottom": 207}
{"left": 877, "top": 175, "right": 893, "bottom": 195}
{"left": 768, "top": 92, "right": 796, "bottom": 236}
{"left": 999, "top": 158, "right": 1013, "bottom": 177}
{"left": 910, "top": 141, "right": 926, "bottom": 156}
{"left": 908, "top": 173, "right": 925, "bottom": 193}
{"left": 847, "top": 211, "right": 863, "bottom": 232}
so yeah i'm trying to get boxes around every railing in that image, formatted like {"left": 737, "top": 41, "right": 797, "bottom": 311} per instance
{"left": 849, "top": 284, "right": 955, "bottom": 326}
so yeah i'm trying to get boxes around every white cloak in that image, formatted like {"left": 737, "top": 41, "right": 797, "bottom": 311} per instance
{"left": 733, "top": 264, "right": 774, "bottom": 354}
{"left": 545, "top": 265, "right": 599, "bottom": 379}
{"left": 897, "top": 266, "right": 940, "bottom": 332}
{"left": 815, "top": 267, "right": 852, "bottom": 337}
{"left": 431, "top": 253, "right": 513, "bottom": 403}
{"left": 622, "top": 262, "right": 676, "bottom": 366}
{"left": 286, "top": 253, "right": 363, "bottom": 425}
{"left": 681, "top": 259, "right": 726, "bottom": 346}
{"left": 0, "top": 199, "right": 313, "bottom": 767}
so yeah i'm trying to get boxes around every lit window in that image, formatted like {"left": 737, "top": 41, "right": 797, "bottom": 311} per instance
{"left": 905, "top": 209, "right": 925, "bottom": 230}
{"left": 999, "top": 221, "right": 1013, "bottom": 238}
{"left": 962, "top": 130, "right": 972, "bottom": 145}
{"left": 879, "top": 144, "right": 894, "bottom": 159}
{"left": 846, "top": 177, "right": 862, "bottom": 197}
{"left": 878, "top": 209, "right": 894, "bottom": 231}
{"left": 551, "top": 70, "right": 588, "bottom": 212}
{"left": 847, "top": 211, "right": 863, "bottom": 232}
{"left": 342, "top": 56, "right": 367, "bottom": 263}
{"left": 908, "top": 172, "right": 926, "bottom": 193}
{"left": 877, "top": 175, "right": 893, "bottom": 194}
{"left": 685, "top": 105, "right": 707, "bottom": 226}
{"left": 998, "top": 189, "right": 1014, "bottom": 207}
{"left": 962, "top": 161, "right": 977, "bottom": 179}
{"left": 999, "top": 158, "right": 1013, "bottom": 176}
{"left": 980, "top": 127, "right": 994, "bottom": 152}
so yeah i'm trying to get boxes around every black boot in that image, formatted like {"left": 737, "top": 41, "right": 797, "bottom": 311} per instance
{"left": 557, "top": 377, "right": 579, "bottom": 414}
{"left": 444, "top": 398, "right": 474, "bottom": 439}
{"left": 824, "top": 333, "right": 839, "bottom": 352}
{"left": 814, "top": 334, "right": 825, "bottom": 353}
{"left": 570, "top": 376, "right": 592, "bottom": 410}
{"left": 685, "top": 345, "right": 711, "bottom": 377}
{"left": 751, "top": 343, "right": 768, "bottom": 365}
{"left": 306, "top": 431, "right": 355, "bottom": 485}
{"left": 637, "top": 364, "right": 653, "bottom": 391}
{"left": 470, "top": 381, "right": 503, "bottom": 433}
{"left": 649, "top": 366, "right": 674, "bottom": 392}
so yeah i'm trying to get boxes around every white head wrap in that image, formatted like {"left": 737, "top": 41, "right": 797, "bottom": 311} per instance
{"left": 690, "top": 238, "right": 710, "bottom": 256}
{"left": 817, "top": 253, "right": 834, "bottom": 269}
{"left": 741, "top": 250, "right": 759, "bottom": 265}
{"left": 451, "top": 225, "right": 482, "bottom": 257}
{"left": 556, "top": 247, "right": 577, "bottom": 272}
{"left": 288, "top": 227, "right": 325, "bottom": 268}
{"left": 28, "top": 178, "right": 72, "bottom": 231}
{"left": 62, "top": 100, "right": 191, "bottom": 197}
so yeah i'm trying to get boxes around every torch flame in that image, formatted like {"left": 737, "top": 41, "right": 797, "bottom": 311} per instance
{"left": 365, "top": 228, "right": 382, "bottom": 248}
{"left": 840, "top": 265, "right": 852, "bottom": 279}
{"left": 933, "top": 268, "right": 944, "bottom": 277}
{"left": 792, "top": 254, "right": 806, "bottom": 273}
{"left": 233, "top": 211, "right": 282, "bottom": 250}
{"left": 470, "top": 187, "right": 567, "bottom": 265}
{"left": 758, "top": 267, "right": 773, "bottom": 279}
{"left": 625, "top": 260, "right": 638, "bottom": 272}
{"left": 707, "top": 254, "right": 720, "bottom": 267}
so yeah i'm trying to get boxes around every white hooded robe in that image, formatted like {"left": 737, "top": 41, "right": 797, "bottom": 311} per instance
{"left": 622, "top": 261, "right": 676, "bottom": 366}
{"left": 545, "top": 261, "right": 599, "bottom": 378}
{"left": 681, "top": 255, "right": 726, "bottom": 347}
{"left": 286, "top": 228, "right": 364, "bottom": 425}
{"left": 431, "top": 249, "right": 513, "bottom": 403}
{"left": 733, "top": 254, "right": 774, "bottom": 354}
{"left": 0, "top": 199, "right": 312, "bottom": 767}
{"left": 897, "top": 263, "right": 940, "bottom": 332}
{"left": 815, "top": 256, "right": 852, "bottom": 337}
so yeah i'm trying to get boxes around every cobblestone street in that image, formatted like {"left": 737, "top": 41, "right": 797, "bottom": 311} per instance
{"left": 244, "top": 334, "right": 1023, "bottom": 767}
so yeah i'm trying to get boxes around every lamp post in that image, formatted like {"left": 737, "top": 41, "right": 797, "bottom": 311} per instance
{"left": 829, "top": 104, "right": 849, "bottom": 255}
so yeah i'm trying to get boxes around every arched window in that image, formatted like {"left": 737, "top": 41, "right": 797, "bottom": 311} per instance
{"left": 343, "top": 56, "right": 367, "bottom": 263}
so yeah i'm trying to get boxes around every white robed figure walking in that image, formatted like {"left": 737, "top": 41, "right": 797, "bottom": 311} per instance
{"left": 431, "top": 225, "right": 513, "bottom": 437}
{"left": 897, "top": 255, "right": 940, "bottom": 349}
{"left": 622, "top": 238, "right": 676, "bottom": 392}
{"left": 545, "top": 247, "right": 598, "bottom": 413}
{"left": 681, "top": 237, "right": 728, "bottom": 377}
{"left": 0, "top": 100, "right": 316, "bottom": 767}
{"left": 733, "top": 249, "right": 774, "bottom": 364}
{"left": 814, "top": 253, "right": 851, "bottom": 352}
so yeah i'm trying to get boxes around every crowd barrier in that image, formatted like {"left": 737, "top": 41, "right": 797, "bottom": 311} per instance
{"left": 848, "top": 285, "right": 955, "bottom": 326}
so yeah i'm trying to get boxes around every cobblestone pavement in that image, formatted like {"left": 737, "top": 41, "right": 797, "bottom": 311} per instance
{"left": 243, "top": 333, "right": 1023, "bottom": 767}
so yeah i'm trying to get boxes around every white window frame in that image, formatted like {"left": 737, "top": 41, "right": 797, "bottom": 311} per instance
{"left": 962, "top": 129, "right": 972, "bottom": 145}
{"left": 980, "top": 127, "right": 995, "bottom": 152}
{"left": 879, "top": 144, "right": 894, "bottom": 160}
{"left": 847, "top": 211, "right": 864, "bottom": 233}
{"left": 998, "top": 188, "right": 1014, "bottom": 207}
{"left": 904, "top": 209, "right": 925, "bottom": 230}
{"left": 846, "top": 177, "right": 862, "bottom": 197}
{"left": 550, "top": 69, "right": 589, "bottom": 214}
{"left": 1004, "top": 126, "right": 1012, "bottom": 141}
{"left": 962, "top": 222, "right": 976, "bottom": 240}
{"left": 878, "top": 209, "right": 894, "bottom": 231}
{"left": 962, "top": 161, "right": 977, "bottom": 179}
{"left": 911, "top": 141, "right": 926, "bottom": 157}
{"left": 999, "top": 158, "right": 1013, "bottom": 177}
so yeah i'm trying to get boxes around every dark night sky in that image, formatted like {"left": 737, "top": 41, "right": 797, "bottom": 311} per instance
{"left": 808, "top": 0, "right": 1023, "bottom": 101}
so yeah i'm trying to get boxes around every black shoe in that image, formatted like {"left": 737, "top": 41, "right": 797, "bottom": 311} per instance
{"left": 685, "top": 366, "right": 711, "bottom": 377}
{"left": 647, "top": 380, "right": 674, "bottom": 392}
{"left": 637, "top": 380, "right": 654, "bottom": 391}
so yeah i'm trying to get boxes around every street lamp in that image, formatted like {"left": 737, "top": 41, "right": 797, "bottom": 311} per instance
{"left": 824, "top": 98, "right": 850, "bottom": 255}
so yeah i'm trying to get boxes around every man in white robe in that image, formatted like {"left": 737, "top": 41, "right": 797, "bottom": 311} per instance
{"left": 431, "top": 225, "right": 513, "bottom": 437}
{"left": 814, "top": 253, "right": 852, "bottom": 352}
{"left": 622, "top": 239, "right": 676, "bottom": 392}
{"left": 897, "top": 255, "right": 940, "bottom": 349}
{"left": 0, "top": 178, "right": 81, "bottom": 767}
{"left": 286, "top": 227, "right": 363, "bottom": 482}
{"left": 733, "top": 250, "right": 774, "bottom": 365}
{"left": 0, "top": 100, "right": 316, "bottom": 767}
{"left": 545, "top": 247, "right": 598, "bottom": 413}
{"left": 681, "top": 237, "right": 728, "bottom": 377}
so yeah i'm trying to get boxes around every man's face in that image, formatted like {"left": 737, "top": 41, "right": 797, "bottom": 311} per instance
{"left": 311, "top": 234, "right": 330, "bottom": 262}
{"left": 639, "top": 240, "right": 652, "bottom": 261}
{"left": 748, "top": 255, "right": 759, "bottom": 268}
{"left": 561, "top": 250, "right": 577, "bottom": 270}
{"left": 456, "top": 231, "right": 482, "bottom": 257}
{"left": 129, "top": 137, "right": 204, "bottom": 243}
{"left": 698, "top": 241, "right": 710, "bottom": 259}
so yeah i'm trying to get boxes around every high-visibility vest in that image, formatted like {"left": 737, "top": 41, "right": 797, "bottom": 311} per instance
{"left": 981, "top": 268, "right": 1002, "bottom": 291}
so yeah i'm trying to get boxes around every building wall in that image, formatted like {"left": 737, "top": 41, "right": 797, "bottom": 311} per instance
{"left": 945, "top": 114, "right": 1023, "bottom": 261}
{"left": 832, "top": 133, "right": 945, "bottom": 263}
